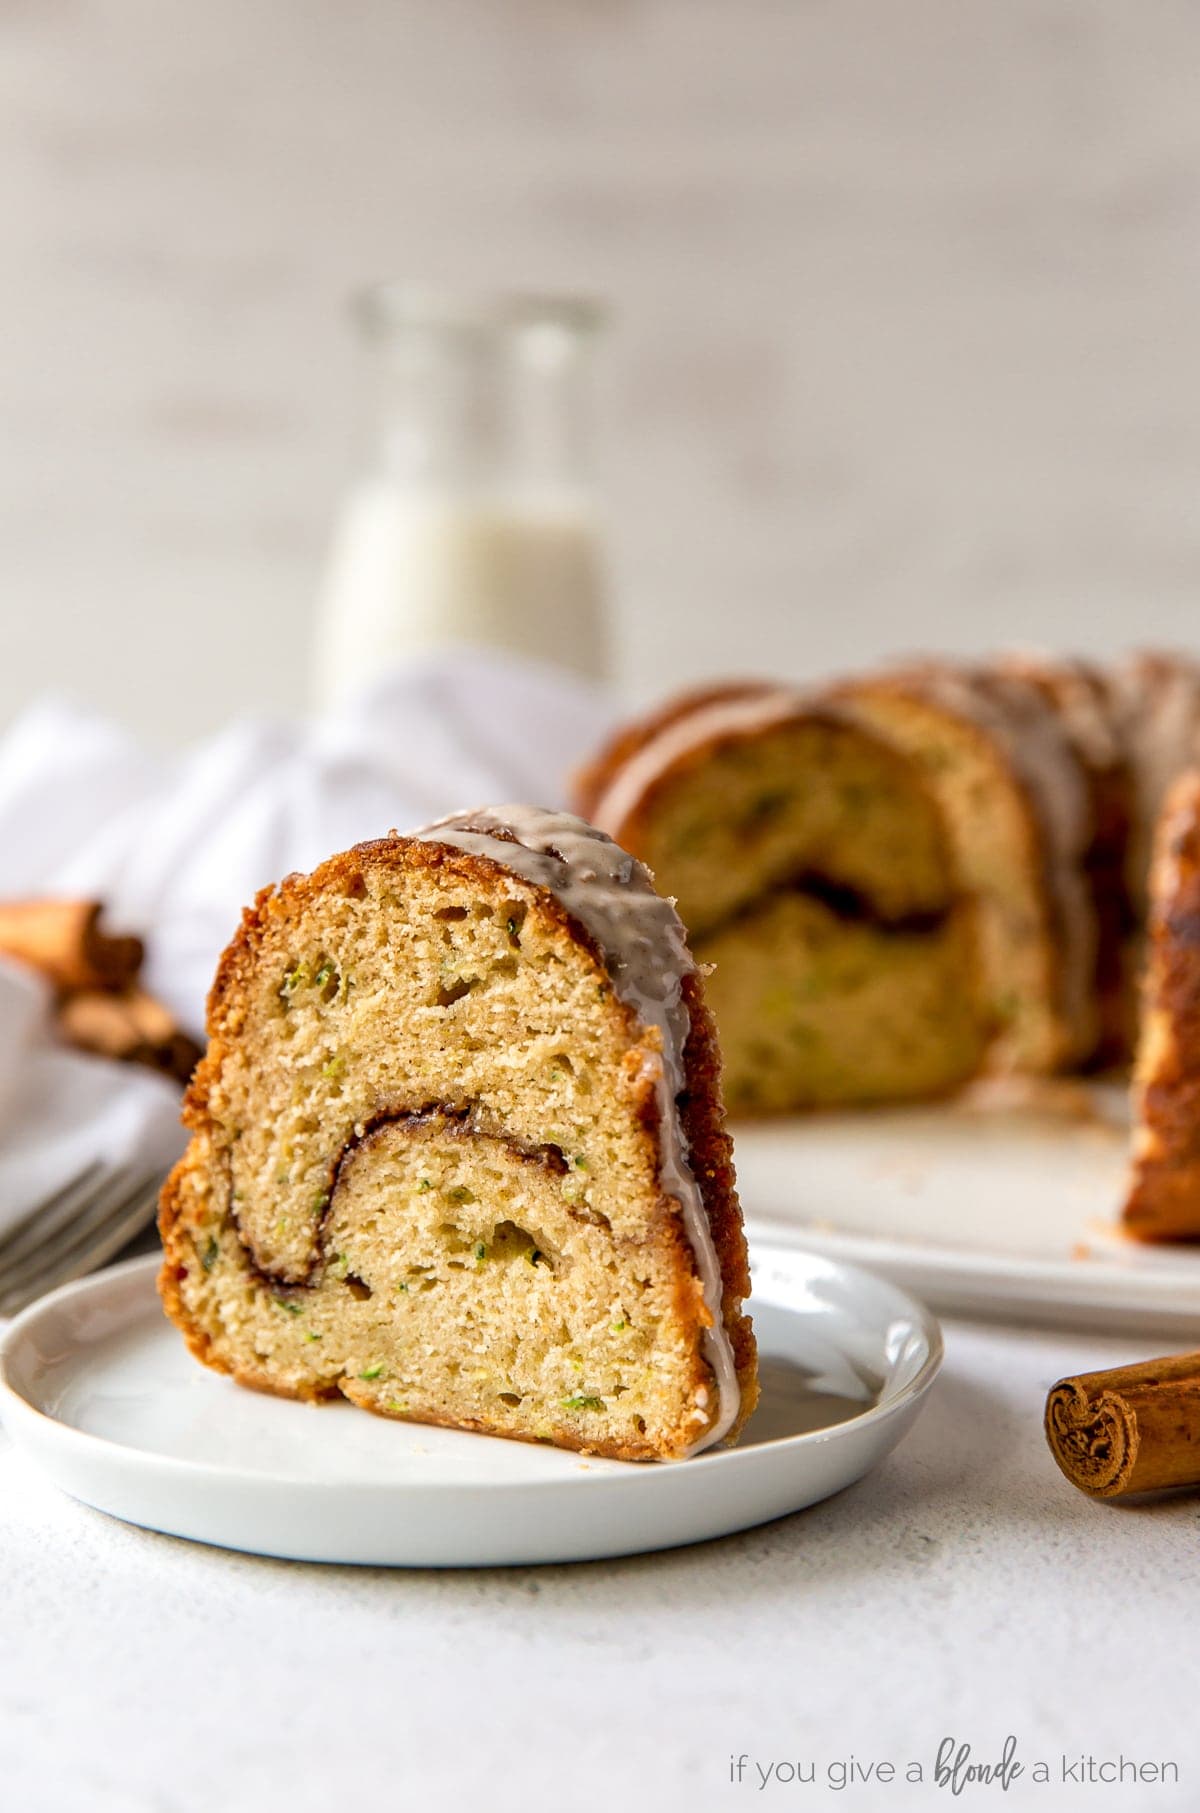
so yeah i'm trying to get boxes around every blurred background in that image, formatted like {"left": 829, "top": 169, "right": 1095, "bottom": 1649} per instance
{"left": 2, "top": 0, "right": 1198, "bottom": 744}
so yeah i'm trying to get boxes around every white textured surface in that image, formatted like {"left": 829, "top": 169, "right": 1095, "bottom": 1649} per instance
{"left": 3, "top": 3, "right": 1200, "bottom": 741}
{"left": 2, "top": 1315, "right": 1196, "bottom": 1811}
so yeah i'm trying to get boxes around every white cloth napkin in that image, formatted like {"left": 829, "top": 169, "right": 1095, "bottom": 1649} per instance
{"left": 0, "top": 954, "right": 184, "bottom": 1241}
{"left": 0, "top": 649, "right": 615, "bottom": 1239}
{"left": 0, "top": 1053, "right": 185, "bottom": 1245}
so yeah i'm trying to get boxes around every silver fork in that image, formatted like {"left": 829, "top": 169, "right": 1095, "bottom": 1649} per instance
{"left": 0, "top": 1163, "right": 167, "bottom": 1318}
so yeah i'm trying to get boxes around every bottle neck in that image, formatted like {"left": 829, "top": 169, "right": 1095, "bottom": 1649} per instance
{"left": 357, "top": 301, "right": 602, "bottom": 499}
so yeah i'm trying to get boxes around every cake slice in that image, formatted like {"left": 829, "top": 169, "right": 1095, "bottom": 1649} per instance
{"left": 579, "top": 688, "right": 987, "bottom": 1111}
{"left": 158, "top": 807, "right": 757, "bottom": 1460}
{"left": 1123, "top": 772, "right": 1200, "bottom": 1240}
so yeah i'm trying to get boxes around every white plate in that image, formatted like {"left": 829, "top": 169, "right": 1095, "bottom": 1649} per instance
{"left": 734, "top": 1084, "right": 1200, "bottom": 1335}
{"left": 0, "top": 1248, "right": 940, "bottom": 1568}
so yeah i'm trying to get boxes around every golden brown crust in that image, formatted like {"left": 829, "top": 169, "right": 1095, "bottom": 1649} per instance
{"left": 572, "top": 681, "right": 774, "bottom": 823}
{"left": 159, "top": 826, "right": 756, "bottom": 1459}
{"left": 677, "top": 971, "right": 758, "bottom": 1424}
{"left": 1123, "top": 771, "right": 1200, "bottom": 1240}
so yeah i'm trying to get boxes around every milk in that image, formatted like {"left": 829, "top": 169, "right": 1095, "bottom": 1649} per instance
{"left": 313, "top": 480, "right": 609, "bottom": 707}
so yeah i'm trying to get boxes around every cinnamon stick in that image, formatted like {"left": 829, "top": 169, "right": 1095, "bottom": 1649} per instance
{"left": 1045, "top": 1353, "right": 1200, "bottom": 1498}
{"left": 0, "top": 898, "right": 143, "bottom": 994}
{"left": 57, "top": 987, "right": 202, "bottom": 1085}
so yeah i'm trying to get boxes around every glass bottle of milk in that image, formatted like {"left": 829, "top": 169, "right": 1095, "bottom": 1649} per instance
{"left": 314, "top": 286, "right": 610, "bottom": 707}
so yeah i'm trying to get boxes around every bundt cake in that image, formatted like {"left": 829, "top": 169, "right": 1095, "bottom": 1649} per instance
{"left": 159, "top": 806, "right": 757, "bottom": 1461}
{"left": 578, "top": 688, "right": 987, "bottom": 1111}
{"left": 1123, "top": 771, "right": 1200, "bottom": 1241}
{"left": 578, "top": 651, "right": 1200, "bottom": 1154}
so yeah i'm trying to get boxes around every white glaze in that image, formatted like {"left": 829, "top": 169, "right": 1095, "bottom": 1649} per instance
{"left": 415, "top": 804, "right": 741, "bottom": 1454}
{"left": 1111, "top": 653, "right": 1200, "bottom": 903}
{"left": 999, "top": 652, "right": 1125, "bottom": 776}
{"left": 915, "top": 665, "right": 1099, "bottom": 1064}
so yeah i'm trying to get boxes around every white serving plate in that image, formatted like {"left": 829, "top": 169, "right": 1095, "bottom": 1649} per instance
{"left": 734, "top": 1082, "right": 1200, "bottom": 1335}
{"left": 0, "top": 1247, "right": 940, "bottom": 1568}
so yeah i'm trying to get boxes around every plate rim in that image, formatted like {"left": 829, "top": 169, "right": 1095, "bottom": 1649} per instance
{"left": 745, "top": 1215, "right": 1200, "bottom": 1307}
{"left": 0, "top": 1247, "right": 943, "bottom": 1490}
{"left": 730, "top": 1090, "right": 1200, "bottom": 1331}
